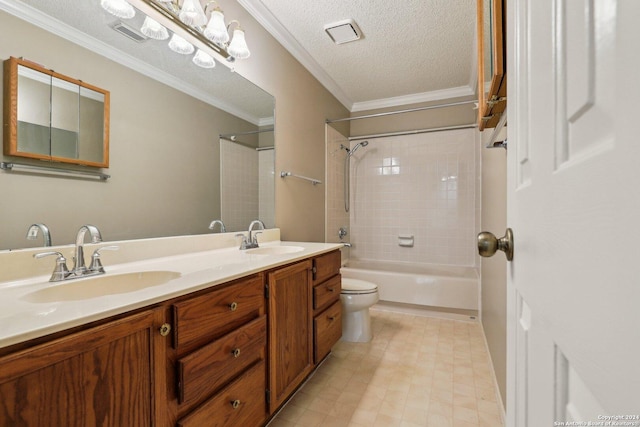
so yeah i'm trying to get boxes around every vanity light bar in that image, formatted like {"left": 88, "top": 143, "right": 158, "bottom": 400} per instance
{"left": 0, "top": 162, "right": 110, "bottom": 181}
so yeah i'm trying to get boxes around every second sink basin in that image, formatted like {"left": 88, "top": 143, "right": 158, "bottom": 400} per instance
{"left": 245, "top": 245, "right": 305, "bottom": 255}
{"left": 23, "top": 271, "right": 181, "bottom": 303}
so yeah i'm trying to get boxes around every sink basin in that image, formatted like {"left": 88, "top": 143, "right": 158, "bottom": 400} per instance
{"left": 245, "top": 245, "right": 305, "bottom": 255}
{"left": 23, "top": 271, "right": 181, "bottom": 303}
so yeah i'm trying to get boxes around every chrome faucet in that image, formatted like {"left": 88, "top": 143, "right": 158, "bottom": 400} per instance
{"left": 237, "top": 220, "right": 265, "bottom": 250}
{"left": 34, "top": 225, "right": 118, "bottom": 282}
{"left": 248, "top": 220, "right": 265, "bottom": 246}
{"left": 26, "top": 223, "right": 52, "bottom": 247}
{"left": 208, "top": 219, "right": 226, "bottom": 233}
{"left": 72, "top": 225, "right": 102, "bottom": 276}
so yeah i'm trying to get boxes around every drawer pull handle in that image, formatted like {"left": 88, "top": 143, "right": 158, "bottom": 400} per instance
{"left": 327, "top": 287, "right": 335, "bottom": 292}
{"left": 232, "top": 348, "right": 241, "bottom": 358}
{"left": 231, "top": 399, "right": 241, "bottom": 409}
{"left": 328, "top": 316, "right": 335, "bottom": 321}
{"left": 159, "top": 323, "right": 172, "bottom": 337}
{"left": 229, "top": 302, "right": 238, "bottom": 312}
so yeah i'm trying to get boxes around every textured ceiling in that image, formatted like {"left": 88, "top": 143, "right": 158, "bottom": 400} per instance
{"left": 242, "top": 0, "right": 477, "bottom": 110}
{"left": 7, "top": 0, "right": 275, "bottom": 124}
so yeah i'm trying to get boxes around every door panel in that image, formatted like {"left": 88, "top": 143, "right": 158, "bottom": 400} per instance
{"left": 507, "top": 0, "right": 639, "bottom": 424}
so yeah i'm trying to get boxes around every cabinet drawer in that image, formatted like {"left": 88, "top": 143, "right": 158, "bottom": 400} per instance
{"left": 177, "top": 360, "right": 267, "bottom": 427}
{"left": 313, "top": 274, "right": 341, "bottom": 311}
{"left": 178, "top": 315, "right": 266, "bottom": 406}
{"left": 173, "top": 274, "right": 265, "bottom": 350}
{"left": 314, "top": 301, "right": 342, "bottom": 364}
{"left": 312, "top": 250, "right": 341, "bottom": 285}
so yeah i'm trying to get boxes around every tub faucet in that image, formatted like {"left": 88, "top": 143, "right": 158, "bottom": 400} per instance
{"left": 208, "top": 220, "right": 226, "bottom": 233}
{"left": 26, "top": 223, "right": 52, "bottom": 247}
{"left": 72, "top": 225, "right": 102, "bottom": 276}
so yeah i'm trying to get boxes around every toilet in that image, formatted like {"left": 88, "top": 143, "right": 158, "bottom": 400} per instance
{"left": 340, "top": 278, "right": 379, "bottom": 342}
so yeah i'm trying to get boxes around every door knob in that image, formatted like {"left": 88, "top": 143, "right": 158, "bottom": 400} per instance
{"left": 477, "top": 228, "right": 514, "bottom": 261}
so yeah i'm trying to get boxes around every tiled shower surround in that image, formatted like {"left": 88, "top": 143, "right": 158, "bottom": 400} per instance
{"left": 327, "top": 127, "right": 480, "bottom": 267}
{"left": 221, "top": 140, "right": 275, "bottom": 231}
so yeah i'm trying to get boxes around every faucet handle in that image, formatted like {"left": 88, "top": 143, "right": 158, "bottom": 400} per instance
{"left": 89, "top": 246, "right": 119, "bottom": 274}
{"left": 235, "top": 233, "right": 250, "bottom": 250}
{"left": 34, "top": 251, "right": 70, "bottom": 282}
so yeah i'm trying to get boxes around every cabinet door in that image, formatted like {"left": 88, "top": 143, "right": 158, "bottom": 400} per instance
{"left": 267, "top": 260, "right": 312, "bottom": 413}
{"left": 0, "top": 309, "right": 165, "bottom": 427}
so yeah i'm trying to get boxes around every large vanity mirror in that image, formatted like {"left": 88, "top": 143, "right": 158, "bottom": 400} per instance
{"left": 4, "top": 57, "right": 110, "bottom": 167}
{"left": 477, "top": 0, "right": 506, "bottom": 130}
{"left": 0, "top": 0, "right": 275, "bottom": 250}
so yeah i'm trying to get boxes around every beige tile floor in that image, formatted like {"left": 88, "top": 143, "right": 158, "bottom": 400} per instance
{"left": 268, "top": 307, "right": 504, "bottom": 427}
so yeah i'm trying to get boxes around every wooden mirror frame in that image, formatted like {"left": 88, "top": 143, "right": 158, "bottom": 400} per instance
{"left": 3, "top": 57, "right": 110, "bottom": 168}
{"left": 477, "top": 0, "right": 506, "bottom": 130}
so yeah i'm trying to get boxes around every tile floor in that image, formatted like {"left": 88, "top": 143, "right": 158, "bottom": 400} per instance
{"left": 268, "top": 307, "right": 504, "bottom": 427}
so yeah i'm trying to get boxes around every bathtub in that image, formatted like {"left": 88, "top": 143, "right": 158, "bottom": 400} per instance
{"left": 340, "top": 260, "right": 478, "bottom": 311}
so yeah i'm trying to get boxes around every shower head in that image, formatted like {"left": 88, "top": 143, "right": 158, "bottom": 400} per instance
{"left": 348, "top": 140, "right": 369, "bottom": 156}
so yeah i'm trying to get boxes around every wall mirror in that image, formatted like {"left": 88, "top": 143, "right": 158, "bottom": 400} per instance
{"left": 477, "top": 0, "right": 506, "bottom": 130}
{"left": 4, "top": 57, "right": 110, "bottom": 167}
{"left": 0, "top": 0, "right": 275, "bottom": 250}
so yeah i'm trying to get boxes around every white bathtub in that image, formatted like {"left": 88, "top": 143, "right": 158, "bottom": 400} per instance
{"left": 340, "top": 260, "right": 479, "bottom": 311}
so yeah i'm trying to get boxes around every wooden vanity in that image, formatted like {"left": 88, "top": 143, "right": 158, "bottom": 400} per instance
{"left": 0, "top": 248, "right": 342, "bottom": 427}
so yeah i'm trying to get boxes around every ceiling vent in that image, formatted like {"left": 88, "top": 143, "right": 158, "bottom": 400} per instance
{"left": 111, "top": 21, "right": 148, "bottom": 43}
{"left": 324, "top": 19, "right": 362, "bottom": 45}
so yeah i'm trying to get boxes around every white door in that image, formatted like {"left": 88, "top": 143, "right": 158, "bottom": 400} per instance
{"left": 506, "top": 0, "right": 640, "bottom": 425}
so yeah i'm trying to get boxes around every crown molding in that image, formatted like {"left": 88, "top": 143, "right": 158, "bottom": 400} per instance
{"left": 238, "top": 0, "right": 354, "bottom": 110}
{"left": 0, "top": 0, "right": 262, "bottom": 125}
{"left": 351, "top": 86, "right": 476, "bottom": 113}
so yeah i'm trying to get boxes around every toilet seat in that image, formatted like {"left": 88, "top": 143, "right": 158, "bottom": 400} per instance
{"left": 341, "top": 278, "right": 378, "bottom": 295}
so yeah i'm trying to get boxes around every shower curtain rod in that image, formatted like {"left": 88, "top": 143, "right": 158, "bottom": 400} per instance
{"left": 326, "top": 100, "right": 476, "bottom": 123}
{"left": 349, "top": 123, "right": 477, "bottom": 141}
{"left": 219, "top": 128, "right": 274, "bottom": 139}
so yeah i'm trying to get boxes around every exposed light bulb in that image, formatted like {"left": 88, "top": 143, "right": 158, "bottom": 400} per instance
{"left": 227, "top": 28, "right": 250, "bottom": 59}
{"left": 192, "top": 49, "right": 216, "bottom": 68}
{"left": 168, "top": 34, "right": 195, "bottom": 55}
{"left": 140, "top": 16, "right": 169, "bottom": 40}
{"left": 179, "top": 0, "right": 207, "bottom": 27}
{"left": 203, "top": 10, "right": 229, "bottom": 44}
{"left": 100, "top": 0, "right": 135, "bottom": 19}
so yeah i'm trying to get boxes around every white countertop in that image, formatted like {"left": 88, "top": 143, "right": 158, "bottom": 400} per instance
{"left": 0, "top": 240, "right": 343, "bottom": 349}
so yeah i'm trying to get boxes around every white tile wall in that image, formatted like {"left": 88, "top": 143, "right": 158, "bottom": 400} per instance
{"left": 348, "top": 128, "right": 479, "bottom": 267}
{"left": 259, "top": 149, "right": 275, "bottom": 228}
{"left": 220, "top": 140, "right": 259, "bottom": 232}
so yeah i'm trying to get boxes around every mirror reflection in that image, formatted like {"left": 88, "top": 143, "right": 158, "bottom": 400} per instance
{"left": 0, "top": 1, "right": 275, "bottom": 250}
{"left": 7, "top": 58, "right": 110, "bottom": 166}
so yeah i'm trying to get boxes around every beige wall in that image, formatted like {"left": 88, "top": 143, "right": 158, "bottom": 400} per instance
{"left": 228, "top": 3, "right": 350, "bottom": 242}
{"left": 480, "top": 134, "right": 507, "bottom": 407}
{"left": 0, "top": 3, "right": 349, "bottom": 248}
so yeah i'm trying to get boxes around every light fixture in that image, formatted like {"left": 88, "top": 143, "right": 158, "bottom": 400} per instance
{"left": 227, "top": 22, "right": 250, "bottom": 59}
{"left": 178, "top": 0, "right": 207, "bottom": 26}
{"left": 140, "top": 16, "right": 169, "bottom": 40}
{"left": 203, "top": 9, "right": 229, "bottom": 44}
{"left": 103, "top": 0, "right": 251, "bottom": 70}
{"left": 168, "top": 33, "right": 195, "bottom": 54}
{"left": 100, "top": 0, "right": 135, "bottom": 19}
{"left": 192, "top": 49, "right": 216, "bottom": 68}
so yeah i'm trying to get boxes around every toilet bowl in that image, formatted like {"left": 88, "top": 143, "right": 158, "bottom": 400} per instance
{"left": 340, "top": 278, "right": 379, "bottom": 342}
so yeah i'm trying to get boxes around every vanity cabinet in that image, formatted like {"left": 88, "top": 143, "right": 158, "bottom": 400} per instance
{"left": 170, "top": 274, "right": 267, "bottom": 427}
{"left": 266, "top": 260, "right": 313, "bottom": 413}
{"left": 265, "top": 250, "right": 343, "bottom": 414}
{"left": 311, "top": 251, "right": 342, "bottom": 364}
{"left": 0, "top": 308, "right": 167, "bottom": 427}
{"left": 0, "top": 248, "right": 343, "bottom": 427}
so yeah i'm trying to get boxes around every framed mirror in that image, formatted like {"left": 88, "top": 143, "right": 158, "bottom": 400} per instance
{"left": 3, "top": 56, "right": 110, "bottom": 167}
{"left": 477, "top": 0, "right": 506, "bottom": 130}
{"left": 0, "top": 1, "right": 275, "bottom": 250}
